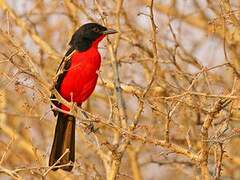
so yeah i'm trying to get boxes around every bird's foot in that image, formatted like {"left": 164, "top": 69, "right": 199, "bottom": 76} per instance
{"left": 84, "top": 122, "right": 98, "bottom": 134}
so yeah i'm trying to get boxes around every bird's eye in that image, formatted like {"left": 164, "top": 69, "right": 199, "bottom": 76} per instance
{"left": 92, "top": 27, "right": 99, "bottom": 32}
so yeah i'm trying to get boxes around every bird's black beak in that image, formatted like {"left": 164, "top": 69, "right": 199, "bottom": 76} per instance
{"left": 102, "top": 28, "right": 118, "bottom": 35}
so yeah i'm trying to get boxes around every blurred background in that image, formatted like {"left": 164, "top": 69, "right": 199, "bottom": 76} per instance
{"left": 0, "top": 0, "right": 240, "bottom": 179}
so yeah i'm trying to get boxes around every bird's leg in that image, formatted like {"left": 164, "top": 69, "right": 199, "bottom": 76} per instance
{"left": 81, "top": 111, "right": 98, "bottom": 134}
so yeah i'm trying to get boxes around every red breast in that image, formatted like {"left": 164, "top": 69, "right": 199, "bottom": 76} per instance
{"left": 59, "top": 44, "right": 102, "bottom": 111}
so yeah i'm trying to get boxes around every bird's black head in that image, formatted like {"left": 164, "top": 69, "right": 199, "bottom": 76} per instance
{"left": 69, "top": 23, "right": 117, "bottom": 51}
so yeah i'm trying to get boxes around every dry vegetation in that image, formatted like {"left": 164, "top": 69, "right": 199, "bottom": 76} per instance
{"left": 0, "top": 0, "right": 240, "bottom": 179}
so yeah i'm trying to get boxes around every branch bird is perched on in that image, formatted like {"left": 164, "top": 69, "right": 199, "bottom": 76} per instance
{"left": 49, "top": 23, "right": 117, "bottom": 171}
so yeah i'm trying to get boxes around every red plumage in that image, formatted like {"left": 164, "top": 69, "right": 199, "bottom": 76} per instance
{"left": 59, "top": 35, "right": 104, "bottom": 111}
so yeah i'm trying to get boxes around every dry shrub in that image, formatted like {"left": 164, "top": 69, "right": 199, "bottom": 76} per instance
{"left": 0, "top": 0, "right": 240, "bottom": 179}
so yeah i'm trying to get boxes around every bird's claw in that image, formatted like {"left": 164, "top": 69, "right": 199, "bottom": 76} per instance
{"left": 84, "top": 122, "right": 98, "bottom": 134}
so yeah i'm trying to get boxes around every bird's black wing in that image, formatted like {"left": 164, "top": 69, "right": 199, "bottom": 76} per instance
{"left": 51, "top": 46, "right": 75, "bottom": 116}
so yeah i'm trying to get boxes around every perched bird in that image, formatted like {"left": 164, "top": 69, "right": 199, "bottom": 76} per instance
{"left": 49, "top": 23, "right": 117, "bottom": 171}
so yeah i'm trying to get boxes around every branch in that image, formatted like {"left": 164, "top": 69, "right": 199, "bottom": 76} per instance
{"left": 0, "top": 0, "right": 59, "bottom": 60}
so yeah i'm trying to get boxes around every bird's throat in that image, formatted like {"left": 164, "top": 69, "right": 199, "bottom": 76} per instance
{"left": 91, "top": 35, "right": 105, "bottom": 49}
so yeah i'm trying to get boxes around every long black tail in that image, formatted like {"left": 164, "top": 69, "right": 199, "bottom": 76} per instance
{"left": 49, "top": 112, "right": 75, "bottom": 171}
